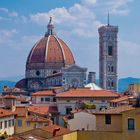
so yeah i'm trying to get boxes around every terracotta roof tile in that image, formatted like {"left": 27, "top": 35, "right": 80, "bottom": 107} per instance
{"left": 15, "top": 105, "right": 57, "bottom": 116}
{"left": 28, "top": 106, "right": 49, "bottom": 115}
{"left": 0, "top": 108, "right": 16, "bottom": 117}
{"left": 27, "top": 35, "right": 75, "bottom": 65}
{"left": 15, "top": 107, "right": 27, "bottom": 116}
{"left": 40, "top": 124, "right": 71, "bottom": 136}
{"left": 4, "top": 95, "right": 17, "bottom": 99}
{"left": 48, "top": 106, "right": 58, "bottom": 113}
{"left": 15, "top": 79, "right": 27, "bottom": 89}
{"left": 95, "top": 105, "right": 135, "bottom": 114}
{"left": 110, "top": 96, "right": 130, "bottom": 103}
{"left": 24, "top": 134, "right": 46, "bottom": 140}
{"left": 56, "top": 88, "right": 119, "bottom": 98}
{"left": 32, "top": 90, "right": 55, "bottom": 96}
{"left": 26, "top": 115, "right": 52, "bottom": 123}
{"left": 8, "top": 136, "right": 24, "bottom": 140}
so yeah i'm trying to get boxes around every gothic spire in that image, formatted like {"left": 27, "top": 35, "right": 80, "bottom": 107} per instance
{"left": 45, "top": 16, "right": 55, "bottom": 37}
{"left": 107, "top": 10, "right": 110, "bottom": 26}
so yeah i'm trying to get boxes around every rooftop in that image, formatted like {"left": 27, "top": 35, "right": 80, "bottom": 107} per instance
{"left": 95, "top": 105, "right": 135, "bottom": 114}
{"left": 26, "top": 115, "right": 52, "bottom": 123}
{"left": 15, "top": 107, "right": 27, "bottom": 116}
{"left": 27, "top": 106, "right": 49, "bottom": 115}
{"left": 4, "top": 95, "right": 17, "bottom": 99}
{"left": 56, "top": 88, "right": 119, "bottom": 98}
{"left": 110, "top": 96, "right": 130, "bottom": 103}
{"left": 10, "top": 124, "right": 71, "bottom": 140}
{"left": 40, "top": 124, "right": 71, "bottom": 136}
{"left": 32, "top": 90, "right": 55, "bottom": 96}
{"left": 0, "top": 108, "right": 16, "bottom": 117}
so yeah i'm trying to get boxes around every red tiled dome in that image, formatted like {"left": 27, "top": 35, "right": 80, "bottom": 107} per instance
{"left": 27, "top": 35, "right": 75, "bottom": 65}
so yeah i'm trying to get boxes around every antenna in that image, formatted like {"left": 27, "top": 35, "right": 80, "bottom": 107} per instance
{"left": 108, "top": 10, "right": 110, "bottom": 26}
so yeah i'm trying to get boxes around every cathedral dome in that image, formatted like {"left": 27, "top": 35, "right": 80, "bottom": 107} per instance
{"left": 26, "top": 17, "right": 75, "bottom": 68}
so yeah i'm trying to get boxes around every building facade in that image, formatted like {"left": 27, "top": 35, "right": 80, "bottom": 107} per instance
{"left": 87, "top": 72, "right": 96, "bottom": 84}
{"left": 16, "top": 17, "right": 87, "bottom": 92}
{"left": 98, "top": 22, "right": 118, "bottom": 91}
{"left": 0, "top": 109, "right": 15, "bottom": 136}
{"left": 65, "top": 111, "right": 96, "bottom": 131}
{"left": 129, "top": 83, "right": 140, "bottom": 93}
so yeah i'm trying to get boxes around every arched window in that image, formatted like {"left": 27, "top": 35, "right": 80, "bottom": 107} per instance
{"left": 36, "top": 71, "right": 40, "bottom": 76}
{"left": 111, "top": 66, "right": 114, "bottom": 72}
{"left": 53, "top": 71, "right": 57, "bottom": 74}
{"left": 111, "top": 81, "right": 114, "bottom": 87}
{"left": 108, "top": 81, "right": 110, "bottom": 87}
{"left": 108, "top": 66, "right": 110, "bottom": 72}
{"left": 108, "top": 46, "right": 113, "bottom": 56}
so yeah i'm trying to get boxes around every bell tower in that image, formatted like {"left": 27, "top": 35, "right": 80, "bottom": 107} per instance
{"left": 98, "top": 13, "right": 118, "bottom": 91}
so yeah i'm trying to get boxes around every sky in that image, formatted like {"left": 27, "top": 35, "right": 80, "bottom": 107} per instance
{"left": 0, "top": 0, "right": 140, "bottom": 79}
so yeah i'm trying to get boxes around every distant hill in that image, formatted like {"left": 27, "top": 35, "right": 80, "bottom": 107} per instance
{"left": 0, "top": 77, "right": 140, "bottom": 93}
{"left": 0, "top": 80, "right": 16, "bottom": 93}
{"left": 0, "top": 75, "right": 24, "bottom": 82}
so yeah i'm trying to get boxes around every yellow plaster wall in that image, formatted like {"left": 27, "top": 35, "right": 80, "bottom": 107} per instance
{"left": 129, "top": 84, "right": 140, "bottom": 92}
{"left": 77, "top": 131, "right": 121, "bottom": 140}
{"left": 96, "top": 114, "right": 122, "bottom": 132}
{"left": 121, "top": 108, "right": 140, "bottom": 140}
{"left": 63, "top": 131, "right": 77, "bottom": 140}
{"left": 15, "top": 116, "right": 36, "bottom": 134}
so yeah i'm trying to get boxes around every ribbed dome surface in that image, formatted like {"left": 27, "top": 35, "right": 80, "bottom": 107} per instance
{"left": 27, "top": 35, "right": 75, "bottom": 65}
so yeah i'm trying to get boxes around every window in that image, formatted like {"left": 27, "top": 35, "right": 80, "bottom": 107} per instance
{"left": 36, "top": 71, "right": 40, "bottom": 76}
{"left": 18, "top": 120, "right": 22, "bottom": 127}
{"left": 45, "top": 98, "right": 50, "bottom": 102}
{"left": 105, "top": 115, "right": 111, "bottom": 124}
{"left": 90, "top": 100, "right": 93, "bottom": 103}
{"left": 0, "top": 122, "right": 2, "bottom": 129}
{"left": 111, "top": 81, "right": 114, "bottom": 87}
{"left": 66, "top": 107, "right": 72, "bottom": 115}
{"left": 111, "top": 66, "right": 114, "bottom": 72}
{"left": 9, "top": 120, "right": 11, "bottom": 127}
{"left": 27, "top": 121, "right": 30, "bottom": 127}
{"left": 53, "top": 71, "right": 57, "bottom": 74}
{"left": 4, "top": 121, "right": 7, "bottom": 128}
{"left": 108, "top": 81, "right": 110, "bottom": 87}
{"left": 41, "top": 98, "right": 44, "bottom": 102}
{"left": 128, "top": 118, "right": 135, "bottom": 130}
{"left": 108, "top": 66, "right": 110, "bottom": 72}
{"left": 12, "top": 119, "right": 15, "bottom": 126}
{"left": 108, "top": 46, "right": 113, "bottom": 56}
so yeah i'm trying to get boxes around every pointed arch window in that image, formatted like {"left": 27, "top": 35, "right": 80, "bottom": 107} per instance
{"left": 108, "top": 66, "right": 110, "bottom": 72}
{"left": 111, "top": 66, "right": 114, "bottom": 72}
{"left": 108, "top": 81, "right": 111, "bottom": 87}
{"left": 111, "top": 81, "right": 114, "bottom": 87}
{"left": 108, "top": 46, "right": 113, "bottom": 56}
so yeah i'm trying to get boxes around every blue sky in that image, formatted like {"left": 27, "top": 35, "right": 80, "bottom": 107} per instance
{"left": 0, "top": 0, "right": 140, "bottom": 79}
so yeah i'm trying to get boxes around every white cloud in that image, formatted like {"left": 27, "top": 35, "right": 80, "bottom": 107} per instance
{"left": 0, "top": 1, "right": 137, "bottom": 77}
{"left": 29, "top": 0, "right": 133, "bottom": 39}
{"left": 30, "top": 3, "right": 101, "bottom": 38}
{"left": 28, "top": 0, "right": 136, "bottom": 77}
{"left": 0, "top": 7, "right": 18, "bottom": 17}
{"left": 0, "top": 30, "right": 40, "bottom": 50}
{"left": 119, "top": 39, "right": 140, "bottom": 77}
{"left": 96, "top": 0, "right": 134, "bottom": 16}
{"left": 0, "top": 8, "right": 8, "bottom": 13}
{"left": 9, "top": 11, "right": 18, "bottom": 17}
{"left": 82, "top": 0, "right": 97, "bottom": 6}
{"left": 0, "top": 29, "right": 18, "bottom": 43}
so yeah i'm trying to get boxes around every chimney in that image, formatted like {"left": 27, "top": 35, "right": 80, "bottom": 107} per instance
{"left": 53, "top": 128, "right": 60, "bottom": 136}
